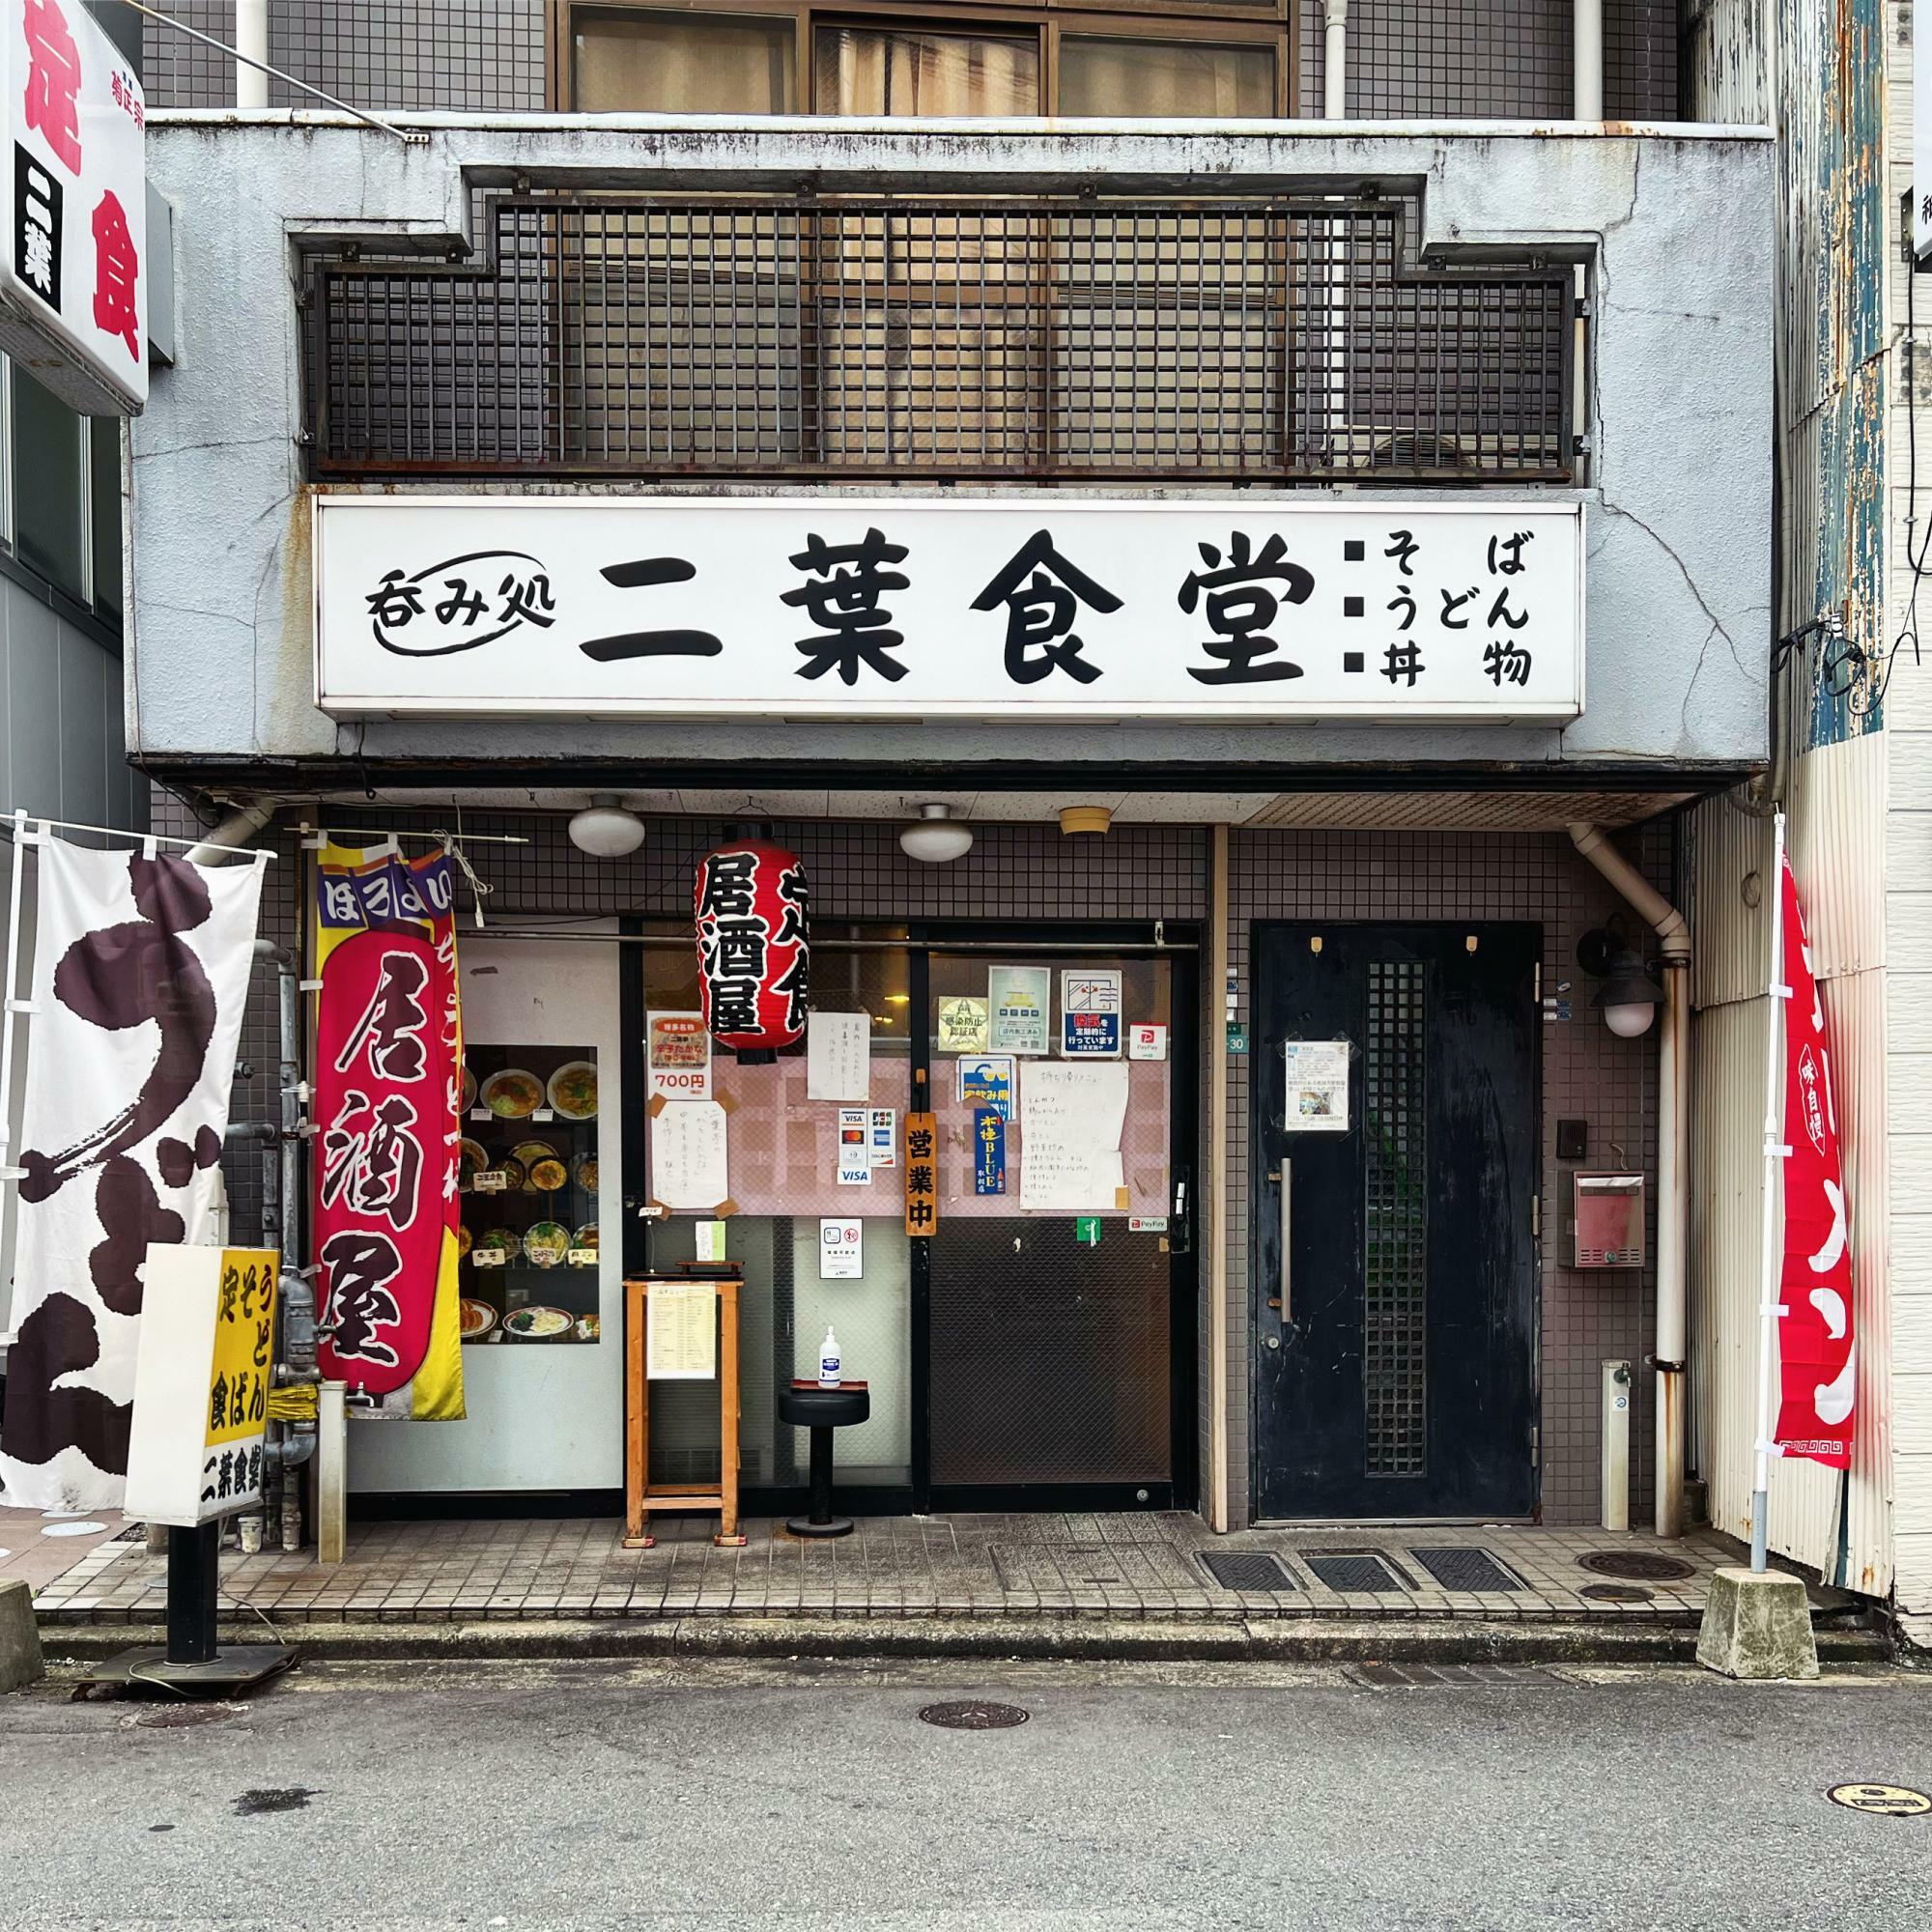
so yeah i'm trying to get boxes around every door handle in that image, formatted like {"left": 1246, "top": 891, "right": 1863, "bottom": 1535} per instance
{"left": 1278, "top": 1156, "right": 1293, "bottom": 1329}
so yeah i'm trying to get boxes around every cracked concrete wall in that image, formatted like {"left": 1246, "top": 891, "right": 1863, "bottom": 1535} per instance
{"left": 128, "top": 115, "right": 1776, "bottom": 775}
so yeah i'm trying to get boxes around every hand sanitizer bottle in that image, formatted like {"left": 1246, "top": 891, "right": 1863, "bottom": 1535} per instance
{"left": 818, "top": 1326, "right": 841, "bottom": 1387}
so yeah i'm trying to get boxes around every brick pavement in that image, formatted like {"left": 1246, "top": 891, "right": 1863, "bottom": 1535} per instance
{"left": 15, "top": 1507, "right": 1804, "bottom": 1627}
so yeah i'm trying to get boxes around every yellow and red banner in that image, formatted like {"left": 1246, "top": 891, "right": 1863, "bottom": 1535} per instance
{"left": 311, "top": 842, "right": 465, "bottom": 1418}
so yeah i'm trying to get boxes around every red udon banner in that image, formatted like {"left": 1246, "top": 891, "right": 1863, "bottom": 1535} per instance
{"left": 1775, "top": 856, "right": 1856, "bottom": 1467}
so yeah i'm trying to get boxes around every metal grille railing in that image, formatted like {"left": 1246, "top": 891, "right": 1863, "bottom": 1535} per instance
{"left": 1364, "top": 960, "right": 1428, "bottom": 1480}
{"left": 311, "top": 197, "right": 1577, "bottom": 482}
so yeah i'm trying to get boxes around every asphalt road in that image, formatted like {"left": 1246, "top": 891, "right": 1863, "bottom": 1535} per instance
{"left": 3, "top": 1658, "right": 1930, "bottom": 1930}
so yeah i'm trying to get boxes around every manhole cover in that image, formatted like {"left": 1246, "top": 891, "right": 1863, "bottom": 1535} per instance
{"left": 919, "top": 1700, "right": 1029, "bottom": 1731}
{"left": 1200, "top": 1550, "right": 1297, "bottom": 1592}
{"left": 123, "top": 1704, "right": 241, "bottom": 1730}
{"left": 1577, "top": 1549, "right": 1697, "bottom": 1583}
{"left": 1827, "top": 1784, "right": 1931, "bottom": 1817}
{"left": 1579, "top": 1582, "right": 1654, "bottom": 1605}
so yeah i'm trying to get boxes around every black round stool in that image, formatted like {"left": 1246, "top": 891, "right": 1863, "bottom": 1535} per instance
{"left": 778, "top": 1380, "right": 870, "bottom": 1538}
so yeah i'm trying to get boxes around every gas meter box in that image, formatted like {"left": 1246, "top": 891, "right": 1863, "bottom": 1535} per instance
{"left": 1569, "top": 1173, "right": 1646, "bottom": 1269}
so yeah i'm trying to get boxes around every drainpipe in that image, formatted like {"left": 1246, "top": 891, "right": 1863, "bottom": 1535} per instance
{"left": 1573, "top": 0, "right": 1604, "bottom": 120}
{"left": 235, "top": 0, "right": 270, "bottom": 110}
{"left": 186, "top": 800, "right": 275, "bottom": 866}
{"left": 1208, "top": 824, "right": 1231, "bottom": 1532}
{"left": 1568, "top": 823, "right": 1690, "bottom": 1539}
{"left": 1322, "top": 1, "right": 1348, "bottom": 119}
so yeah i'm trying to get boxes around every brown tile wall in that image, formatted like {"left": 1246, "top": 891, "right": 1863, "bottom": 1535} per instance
{"left": 154, "top": 785, "right": 1670, "bottom": 1527}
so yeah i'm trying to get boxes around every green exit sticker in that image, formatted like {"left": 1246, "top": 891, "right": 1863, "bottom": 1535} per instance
{"left": 1226, "top": 1023, "right": 1250, "bottom": 1054}
{"left": 1074, "top": 1216, "right": 1101, "bottom": 1246}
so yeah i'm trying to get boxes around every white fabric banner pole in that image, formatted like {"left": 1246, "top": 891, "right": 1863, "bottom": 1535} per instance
{"left": 1749, "top": 809, "right": 1789, "bottom": 1573}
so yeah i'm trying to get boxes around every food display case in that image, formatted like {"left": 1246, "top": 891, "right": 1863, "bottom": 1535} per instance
{"left": 458, "top": 1044, "right": 601, "bottom": 1345}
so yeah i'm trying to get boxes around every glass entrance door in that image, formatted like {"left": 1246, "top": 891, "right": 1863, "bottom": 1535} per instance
{"left": 923, "top": 948, "right": 1187, "bottom": 1507}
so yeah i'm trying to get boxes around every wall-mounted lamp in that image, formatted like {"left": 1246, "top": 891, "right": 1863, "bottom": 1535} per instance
{"left": 899, "top": 802, "right": 974, "bottom": 864}
{"left": 1579, "top": 925, "right": 1664, "bottom": 1038}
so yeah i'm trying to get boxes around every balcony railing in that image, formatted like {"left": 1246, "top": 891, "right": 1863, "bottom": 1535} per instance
{"left": 307, "top": 196, "right": 1579, "bottom": 484}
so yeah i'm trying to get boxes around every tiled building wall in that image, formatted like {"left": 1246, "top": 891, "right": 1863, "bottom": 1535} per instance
{"left": 142, "top": 1, "right": 545, "bottom": 109}
{"left": 144, "top": 1, "right": 1674, "bottom": 119}
{"left": 154, "top": 784, "right": 1669, "bottom": 1527}
{"left": 1296, "top": 0, "right": 1679, "bottom": 120}
{"left": 1223, "top": 825, "right": 1671, "bottom": 1527}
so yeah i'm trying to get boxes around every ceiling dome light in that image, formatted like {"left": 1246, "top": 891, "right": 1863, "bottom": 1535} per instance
{"left": 899, "top": 803, "right": 975, "bottom": 864}
{"left": 568, "top": 794, "right": 645, "bottom": 859}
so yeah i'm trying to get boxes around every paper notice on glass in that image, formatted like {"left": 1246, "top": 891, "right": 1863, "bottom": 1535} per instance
{"left": 649, "top": 1099, "right": 729, "bottom": 1209}
{"left": 807, "top": 1009, "right": 871, "bottom": 1100}
{"left": 1283, "top": 1040, "right": 1351, "bottom": 1132}
{"left": 936, "top": 996, "right": 989, "bottom": 1054}
{"left": 1018, "top": 1062, "right": 1130, "bottom": 1211}
{"left": 647, "top": 1281, "right": 717, "bottom": 1380}
{"left": 989, "top": 965, "right": 1051, "bottom": 1055}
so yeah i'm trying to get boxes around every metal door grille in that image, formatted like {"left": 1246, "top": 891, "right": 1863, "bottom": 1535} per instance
{"left": 1364, "top": 961, "right": 1427, "bottom": 1477}
{"left": 310, "top": 196, "right": 1577, "bottom": 482}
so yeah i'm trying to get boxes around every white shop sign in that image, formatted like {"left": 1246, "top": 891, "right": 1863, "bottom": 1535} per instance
{"left": 314, "top": 497, "right": 1584, "bottom": 724}
{"left": 0, "top": 0, "right": 147, "bottom": 412}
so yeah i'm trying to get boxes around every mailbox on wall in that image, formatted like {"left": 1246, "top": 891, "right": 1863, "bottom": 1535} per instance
{"left": 1571, "top": 1173, "right": 1646, "bottom": 1269}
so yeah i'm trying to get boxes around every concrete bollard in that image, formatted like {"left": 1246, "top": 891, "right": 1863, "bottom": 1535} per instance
{"left": 0, "top": 1577, "right": 45, "bottom": 1693}
{"left": 1696, "top": 1566, "right": 1819, "bottom": 1679}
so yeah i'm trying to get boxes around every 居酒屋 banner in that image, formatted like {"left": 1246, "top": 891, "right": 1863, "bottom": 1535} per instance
{"left": 0, "top": 838, "right": 263, "bottom": 1510}
{"left": 311, "top": 841, "right": 465, "bottom": 1418}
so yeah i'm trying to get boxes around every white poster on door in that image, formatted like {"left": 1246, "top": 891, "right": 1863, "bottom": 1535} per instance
{"left": 649, "top": 1100, "right": 730, "bottom": 1209}
{"left": 1018, "top": 1062, "right": 1130, "bottom": 1212}
{"left": 807, "top": 1009, "right": 870, "bottom": 1101}
{"left": 1283, "top": 1040, "right": 1351, "bottom": 1132}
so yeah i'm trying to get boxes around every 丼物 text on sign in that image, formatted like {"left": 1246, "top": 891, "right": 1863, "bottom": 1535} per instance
{"left": 315, "top": 498, "right": 1585, "bottom": 724}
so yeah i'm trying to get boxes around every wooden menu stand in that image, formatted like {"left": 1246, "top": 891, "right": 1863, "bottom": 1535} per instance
{"left": 623, "top": 1273, "right": 743, "bottom": 1548}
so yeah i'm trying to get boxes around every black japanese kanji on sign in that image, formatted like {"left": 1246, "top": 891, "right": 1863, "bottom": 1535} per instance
{"left": 971, "top": 530, "right": 1122, "bottom": 686}
{"left": 783, "top": 528, "right": 912, "bottom": 684}
{"left": 1179, "top": 532, "right": 1314, "bottom": 685}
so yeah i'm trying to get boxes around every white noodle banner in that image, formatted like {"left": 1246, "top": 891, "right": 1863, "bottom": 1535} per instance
{"left": 0, "top": 835, "right": 265, "bottom": 1510}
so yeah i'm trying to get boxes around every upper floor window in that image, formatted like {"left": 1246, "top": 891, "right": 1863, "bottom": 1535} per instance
{"left": 0, "top": 356, "right": 122, "bottom": 629}
{"left": 566, "top": 3, "right": 1288, "bottom": 117}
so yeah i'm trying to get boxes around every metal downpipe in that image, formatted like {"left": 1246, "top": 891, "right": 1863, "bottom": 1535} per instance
{"left": 1567, "top": 823, "right": 1690, "bottom": 1539}
{"left": 1322, "top": 1, "right": 1348, "bottom": 119}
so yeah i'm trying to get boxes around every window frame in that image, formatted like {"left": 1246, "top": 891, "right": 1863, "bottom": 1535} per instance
{"left": 554, "top": 0, "right": 1294, "bottom": 118}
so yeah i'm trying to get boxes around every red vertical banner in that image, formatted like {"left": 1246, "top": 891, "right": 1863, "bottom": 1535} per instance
{"left": 312, "top": 845, "right": 465, "bottom": 1412}
{"left": 1775, "top": 857, "right": 1856, "bottom": 1466}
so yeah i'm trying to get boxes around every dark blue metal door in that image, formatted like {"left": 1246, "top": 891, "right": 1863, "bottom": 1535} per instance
{"left": 1250, "top": 923, "right": 1538, "bottom": 1520}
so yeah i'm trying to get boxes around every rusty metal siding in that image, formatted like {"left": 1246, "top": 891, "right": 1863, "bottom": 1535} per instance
{"left": 1689, "top": 741, "right": 1892, "bottom": 1591}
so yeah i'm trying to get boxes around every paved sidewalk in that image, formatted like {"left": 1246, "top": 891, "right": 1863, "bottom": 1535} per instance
{"left": 20, "top": 1507, "right": 1826, "bottom": 1627}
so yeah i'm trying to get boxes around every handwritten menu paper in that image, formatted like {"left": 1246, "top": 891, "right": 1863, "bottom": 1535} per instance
{"left": 647, "top": 1281, "right": 717, "bottom": 1380}
{"left": 1019, "top": 1062, "right": 1130, "bottom": 1212}
{"left": 650, "top": 1100, "right": 729, "bottom": 1210}
{"left": 807, "top": 1009, "right": 871, "bottom": 1101}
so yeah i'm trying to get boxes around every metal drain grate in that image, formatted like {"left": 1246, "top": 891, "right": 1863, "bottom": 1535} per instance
{"left": 1200, "top": 1550, "right": 1298, "bottom": 1592}
{"left": 1408, "top": 1547, "right": 1524, "bottom": 1593}
{"left": 1577, "top": 1549, "right": 1697, "bottom": 1583}
{"left": 920, "top": 1700, "right": 1029, "bottom": 1731}
{"left": 1302, "top": 1551, "right": 1411, "bottom": 1593}
{"left": 1579, "top": 1582, "right": 1654, "bottom": 1605}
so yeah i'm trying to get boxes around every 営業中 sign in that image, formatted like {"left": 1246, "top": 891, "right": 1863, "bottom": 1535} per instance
{"left": 124, "top": 1247, "right": 278, "bottom": 1528}
{"left": 0, "top": 0, "right": 147, "bottom": 413}
{"left": 314, "top": 498, "right": 1585, "bottom": 723}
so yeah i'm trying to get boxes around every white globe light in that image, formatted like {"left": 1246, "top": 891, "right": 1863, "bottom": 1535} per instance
{"left": 569, "top": 795, "right": 645, "bottom": 858}
{"left": 1602, "top": 1001, "right": 1657, "bottom": 1039}
{"left": 899, "top": 803, "right": 974, "bottom": 864}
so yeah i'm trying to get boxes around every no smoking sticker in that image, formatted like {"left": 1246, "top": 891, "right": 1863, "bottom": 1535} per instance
{"left": 1827, "top": 1783, "right": 1931, "bottom": 1817}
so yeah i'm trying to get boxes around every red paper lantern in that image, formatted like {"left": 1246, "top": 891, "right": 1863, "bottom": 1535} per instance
{"left": 695, "top": 840, "right": 810, "bottom": 1051}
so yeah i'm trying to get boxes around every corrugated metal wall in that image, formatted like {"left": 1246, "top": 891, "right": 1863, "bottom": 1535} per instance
{"left": 1683, "top": 0, "right": 1896, "bottom": 1603}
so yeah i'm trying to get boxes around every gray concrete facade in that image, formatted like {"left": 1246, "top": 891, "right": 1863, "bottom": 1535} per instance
{"left": 128, "top": 114, "right": 1775, "bottom": 779}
